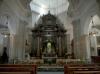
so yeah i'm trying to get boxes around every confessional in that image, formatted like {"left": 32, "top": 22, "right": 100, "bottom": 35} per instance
{"left": 31, "top": 11, "right": 67, "bottom": 64}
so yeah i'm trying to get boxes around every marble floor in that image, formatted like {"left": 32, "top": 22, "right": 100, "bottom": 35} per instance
{"left": 38, "top": 72, "right": 64, "bottom": 74}
{"left": 38, "top": 65, "right": 64, "bottom": 74}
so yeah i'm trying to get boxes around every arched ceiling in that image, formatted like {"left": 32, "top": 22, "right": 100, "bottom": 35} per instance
{"left": 29, "top": 0, "right": 71, "bottom": 29}
{"left": 0, "top": 0, "right": 99, "bottom": 37}
{"left": 30, "top": 0, "right": 69, "bottom": 15}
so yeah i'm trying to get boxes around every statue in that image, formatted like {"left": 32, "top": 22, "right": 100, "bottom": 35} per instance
{"left": 47, "top": 42, "right": 52, "bottom": 53}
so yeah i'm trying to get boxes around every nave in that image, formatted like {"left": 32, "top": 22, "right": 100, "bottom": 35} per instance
{"left": 0, "top": 0, "right": 100, "bottom": 74}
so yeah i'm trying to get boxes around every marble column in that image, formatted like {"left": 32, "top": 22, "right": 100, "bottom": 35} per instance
{"left": 79, "top": 35, "right": 91, "bottom": 61}
{"left": 9, "top": 34, "right": 16, "bottom": 60}
{"left": 90, "top": 36, "right": 98, "bottom": 56}
{"left": 56, "top": 37, "right": 59, "bottom": 56}
{"left": 67, "top": 34, "right": 71, "bottom": 54}
{"left": 93, "top": 36, "right": 98, "bottom": 56}
{"left": 73, "top": 20, "right": 91, "bottom": 61}
{"left": 17, "top": 21, "right": 26, "bottom": 60}
{"left": 9, "top": 20, "right": 27, "bottom": 60}
{"left": 58, "top": 36, "right": 61, "bottom": 56}
{"left": 31, "top": 35, "right": 35, "bottom": 54}
{"left": 3, "top": 34, "right": 10, "bottom": 56}
{"left": 9, "top": 34, "right": 24, "bottom": 61}
{"left": 37, "top": 37, "right": 40, "bottom": 57}
{"left": 72, "top": 20, "right": 81, "bottom": 59}
{"left": 61, "top": 36, "right": 66, "bottom": 56}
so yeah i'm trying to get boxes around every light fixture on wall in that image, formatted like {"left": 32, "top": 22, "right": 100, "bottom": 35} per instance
{"left": 4, "top": 35, "right": 7, "bottom": 38}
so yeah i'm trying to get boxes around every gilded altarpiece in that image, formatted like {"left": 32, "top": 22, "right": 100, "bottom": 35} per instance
{"left": 30, "top": 12, "right": 67, "bottom": 63}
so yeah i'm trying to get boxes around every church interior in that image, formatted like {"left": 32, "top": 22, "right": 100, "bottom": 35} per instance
{"left": 0, "top": 0, "right": 100, "bottom": 74}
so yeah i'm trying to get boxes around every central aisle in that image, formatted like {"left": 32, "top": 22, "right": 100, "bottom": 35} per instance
{"left": 38, "top": 65, "right": 64, "bottom": 74}
{"left": 38, "top": 72, "right": 64, "bottom": 74}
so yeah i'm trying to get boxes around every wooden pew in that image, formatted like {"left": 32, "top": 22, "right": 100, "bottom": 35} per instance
{"left": 64, "top": 64, "right": 100, "bottom": 74}
{"left": 0, "top": 64, "right": 37, "bottom": 74}
{"left": 91, "top": 56, "right": 100, "bottom": 64}
{"left": 73, "top": 71, "right": 100, "bottom": 74}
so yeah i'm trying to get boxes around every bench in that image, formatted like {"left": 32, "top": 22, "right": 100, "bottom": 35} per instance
{"left": 64, "top": 64, "right": 100, "bottom": 74}
{"left": 91, "top": 56, "right": 100, "bottom": 64}
{"left": 0, "top": 64, "right": 37, "bottom": 74}
{"left": 73, "top": 70, "right": 100, "bottom": 74}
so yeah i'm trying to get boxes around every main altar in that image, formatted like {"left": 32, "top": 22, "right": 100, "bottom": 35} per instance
{"left": 30, "top": 11, "right": 67, "bottom": 64}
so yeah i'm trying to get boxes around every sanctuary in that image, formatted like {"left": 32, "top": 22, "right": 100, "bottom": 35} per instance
{"left": 30, "top": 11, "right": 67, "bottom": 64}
